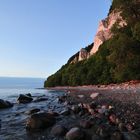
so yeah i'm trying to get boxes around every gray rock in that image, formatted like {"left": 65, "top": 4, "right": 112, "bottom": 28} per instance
{"left": 48, "top": 111, "right": 59, "bottom": 117}
{"left": 58, "top": 95, "right": 67, "bottom": 103}
{"left": 0, "top": 119, "right": 1, "bottom": 129}
{"left": 92, "top": 134, "right": 102, "bottom": 140}
{"left": 51, "top": 125, "right": 67, "bottom": 136}
{"left": 34, "top": 97, "right": 48, "bottom": 102}
{"left": 71, "top": 105, "right": 81, "bottom": 114}
{"left": 80, "top": 120, "right": 92, "bottom": 129}
{"left": 60, "top": 109, "right": 70, "bottom": 116}
{"left": 17, "top": 94, "right": 33, "bottom": 103}
{"left": 0, "top": 99, "right": 13, "bottom": 109}
{"left": 126, "top": 123, "right": 134, "bottom": 131}
{"left": 118, "top": 123, "right": 127, "bottom": 132}
{"left": 77, "top": 95, "right": 84, "bottom": 98}
{"left": 90, "top": 93, "right": 99, "bottom": 99}
{"left": 25, "top": 108, "right": 40, "bottom": 115}
{"left": 66, "top": 127, "right": 84, "bottom": 140}
{"left": 110, "top": 131, "right": 123, "bottom": 140}
{"left": 123, "top": 132, "right": 140, "bottom": 140}
{"left": 26, "top": 112, "right": 56, "bottom": 130}
{"left": 78, "top": 110, "right": 86, "bottom": 116}
{"left": 89, "top": 101, "right": 97, "bottom": 109}
{"left": 26, "top": 93, "right": 32, "bottom": 97}
{"left": 96, "top": 125, "right": 110, "bottom": 138}
{"left": 109, "top": 114, "right": 117, "bottom": 124}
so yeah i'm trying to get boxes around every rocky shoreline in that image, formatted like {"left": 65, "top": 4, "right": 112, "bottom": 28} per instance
{"left": 0, "top": 81, "right": 140, "bottom": 140}
{"left": 46, "top": 81, "right": 140, "bottom": 140}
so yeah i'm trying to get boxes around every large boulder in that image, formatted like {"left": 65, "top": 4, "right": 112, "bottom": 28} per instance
{"left": 51, "top": 125, "right": 67, "bottom": 136}
{"left": 80, "top": 120, "right": 92, "bottom": 129}
{"left": 17, "top": 94, "right": 33, "bottom": 103}
{"left": 66, "top": 127, "right": 85, "bottom": 140}
{"left": 0, "top": 99, "right": 13, "bottom": 109}
{"left": 26, "top": 112, "right": 56, "bottom": 130}
{"left": 26, "top": 93, "right": 32, "bottom": 97}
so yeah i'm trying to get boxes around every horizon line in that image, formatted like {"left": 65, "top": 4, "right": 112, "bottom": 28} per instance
{"left": 0, "top": 76, "right": 46, "bottom": 79}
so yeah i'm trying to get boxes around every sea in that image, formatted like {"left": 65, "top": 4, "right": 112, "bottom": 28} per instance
{"left": 0, "top": 77, "right": 47, "bottom": 101}
{"left": 0, "top": 77, "right": 65, "bottom": 140}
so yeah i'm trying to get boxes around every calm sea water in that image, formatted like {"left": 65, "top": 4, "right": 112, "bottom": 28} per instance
{"left": 0, "top": 77, "right": 65, "bottom": 140}
{"left": 0, "top": 77, "right": 47, "bottom": 101}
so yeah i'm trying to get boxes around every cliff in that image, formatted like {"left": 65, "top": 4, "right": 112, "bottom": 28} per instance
{"left": 69, "top": 10, "right": 126, "bottom": 63}
{"left": 67, "top": 43, "right": 93, "bottom": 64}
{"left": 90, "top": 10, "right": 126, "bottom": 54}
{"left": 45, "top": 0, "right": 140, "bottom": 87}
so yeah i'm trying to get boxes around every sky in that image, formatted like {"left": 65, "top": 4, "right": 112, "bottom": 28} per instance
{"left": 0, "top": 0, "right": 111, "bottom": 78}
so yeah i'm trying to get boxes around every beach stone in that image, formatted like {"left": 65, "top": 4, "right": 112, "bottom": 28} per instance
{"left": 0, "top": 99, "right": 13, "bottom": 109}
{"left": 34, "top": 97, "right": 48, "bottom": 102}
{"left": 17, "top": 94, "right": 33, "bottom": 103}
{"left": 60, "top": 109, "right": 70, "bottom": 116}
{"left": 48, "top": 111, "right": 59, "bottom": 117}
{"left": 78, "top": 103, "right": 84, "bottom": 108}
{"left": 26, "top": 112, "right": 56, "bottom": 130}
{"left": 0, "top": 119, "right": 1, "bottom": 129}
{"left": 98, "top": 107, "right": 107, "bottom": 114}
{"left": 58, "top": 95, "right": 67, "bottom": 103}
{"left": 83, "top": 103, "right": 89, "bottom": 109}
{"left": 66, "top": 127, "right": 84, "bottom": 140}
{"left": 26, "top": 93, "right": 32, "bottom": 97}
{"left": 118, "top": 123, "right": 127, "bottom": 132}
{"left": 78, "top": 95, "right": 84, "bottom": 98}
{"left": 64, "top": 101, "right": 69, "bottom": 106}
{"left": 126, "top": 123, "right": 134, "bottom": 131}
{"left": 51, "top": 125, "right": 67, "bottom": 136}
{"left": 78, "top": 109, "right": 87, "bottom": 116}
{"left": 123, "top": 132, "right": 140, "bottom": 140}
{"left": 90, "top": 93, "right": 99, "bottom": 99}
{"left": 26, "top": 108, "right": 40, "bottom": 115}
{"left": 71, "top": 105, "right": 81, "bottom": 114}
{"left": 80, "top": 120, "right": 92, "bottom": 129}
{"left": 110, "top": 131, "right": 123, "bottom": 140}
{"left": 92, "top": 134, "right": 102, "bottom": 140}
{"left": 89, "top": 101, "right": 97, "bottom": 109}
{"left": 109, "top": 114, "right": 117, "bottom": 124}
{"left": 88, "top": 108, "right": 95, "bottom": 115}
{"left": 96, "top": 125, "right": 110, "bottom": 138}
{"left": 109, "top": 105, "right": 114, "bottom": 110}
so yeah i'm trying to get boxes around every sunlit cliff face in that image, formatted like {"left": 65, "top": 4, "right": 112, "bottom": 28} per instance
{"left": 69, "top": 10, "right": 127, "bottom": 64}
{"left": 90, "top": 11, "right": 127, "bottom": 55}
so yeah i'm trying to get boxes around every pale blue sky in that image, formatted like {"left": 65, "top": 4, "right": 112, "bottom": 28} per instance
{"left": 0, "top": 0, "right": 111, "bottom": 78}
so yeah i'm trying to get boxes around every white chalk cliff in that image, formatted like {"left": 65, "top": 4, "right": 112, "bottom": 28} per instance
{"left": 90, "top": 11, "right": 126, "bottom": 54}
{"left": 79, "top": 48, "right": 89, "bottom": 61}
{"left": 68, "top": 10, "right": 126, "bottom": 64}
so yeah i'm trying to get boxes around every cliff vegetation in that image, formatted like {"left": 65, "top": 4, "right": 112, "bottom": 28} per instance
{"left": 44, "top": 0, "right": 140, "bottom": 87}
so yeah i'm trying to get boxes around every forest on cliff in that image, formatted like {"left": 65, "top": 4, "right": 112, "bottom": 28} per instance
{"left": 44, "top": 0, "right": 140, "bottom": 87}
